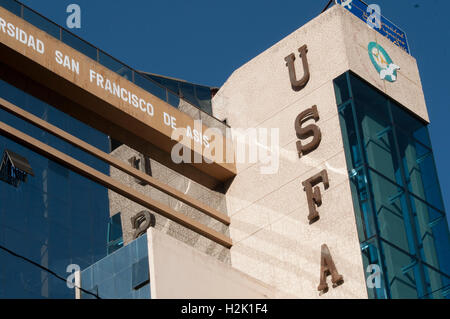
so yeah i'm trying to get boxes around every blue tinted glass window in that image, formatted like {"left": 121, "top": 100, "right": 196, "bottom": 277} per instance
{"left": 392, "top": 102, "right": 432, "bottom": 148}
{"left": 167, "top": 90, "right": 180, "bottom": 109}
{"left": 0, "top": 79, "right": 109, "bottom": 299}
{"left": 0, "top": 136, "right": 109, "bottom": 298}
{"left": 61, "top": 30, "right": 97, "bottom": 61}
{"left": 0, "top": 0, "right": 21, "bottom": 16}
{"left": 23, "top": 7, "right": 60, "bottom": 39}
{"left": 180, "top": 82, "right": 196, "bottom": 106}
{"left": 334, "top": 72, "right": 450, "bottom": 299}
{"left": 196, "top": 86, "right": 213, "bottom": 115}
{"left": 98, "top": 52, "right": 132, "bottom": 81}
{"left": 81, "top": 234, "right": 149, "bottom": 299}
{"left": 134, "top": 73, "right": 166, "bottom": 102}
{"left": 333, "top": 74, "right": 350, "bottom": 106}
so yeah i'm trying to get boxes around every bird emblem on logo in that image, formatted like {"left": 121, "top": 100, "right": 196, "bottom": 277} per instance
{"left": 368, "top": 42, "right": 400, "bottom": 83}
{"left": 340, "top": 0, "right": 353, "bottom": 9}
{"left": 380, "top": 63, "right": 400, "bottom": 81}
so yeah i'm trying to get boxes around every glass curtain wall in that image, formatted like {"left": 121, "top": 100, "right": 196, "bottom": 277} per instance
{"left": 0, "top": 78, "right": 110, "bottom": 299}
{"left": 334, "top": 72, "right": 450, "bottom": 299}
{"left": 81, "top": 233, "right": 150, "bottom": 299}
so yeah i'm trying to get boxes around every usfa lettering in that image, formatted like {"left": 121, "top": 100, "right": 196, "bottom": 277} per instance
{"left": 302, "top": 169, "right": 329, "bottom": 224}
{"left": 294, "top": 105, "right": 321, "bottom": 157}
{"left": 318, "top": 244, "right": 344, "bottom": 293}
{"left": 284, "top": 45, "right": 310, "bottom": 91}
{"left": 286, "top": 45, "right": 344, "bottom": 294}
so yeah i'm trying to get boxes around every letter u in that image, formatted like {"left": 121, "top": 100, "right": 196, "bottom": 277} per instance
{"left": 284, "top": 45, "right": 310, "bottom": 91}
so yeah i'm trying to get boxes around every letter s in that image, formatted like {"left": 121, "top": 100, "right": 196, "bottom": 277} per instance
{"left": 294, "top": 105, "right": 321, "bottom": 157}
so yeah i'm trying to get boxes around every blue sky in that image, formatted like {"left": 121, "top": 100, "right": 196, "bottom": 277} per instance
{"left": 20, "top": 0, "right": 450, "bottom": 222}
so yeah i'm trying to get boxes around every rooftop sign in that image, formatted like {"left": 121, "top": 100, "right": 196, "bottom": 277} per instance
{"left": 335, "top": 0, "right": 410, "bottom": 54}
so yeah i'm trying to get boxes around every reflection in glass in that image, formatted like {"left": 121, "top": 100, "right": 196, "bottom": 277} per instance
{"left": 0, "top": 0, "right": 21, "bottom": 16}
{"left": 81, "top": 234, "right": 150, "bottom": 299}
{"left": 0, "top": 77, "right": 110, "bottom": 298}
{"left": 334, "top": 72, "right": 450, "bottom": 299}
{"left": 23, "top": 7, "right": 60, "bottom": 39}
{"left": 134, "top": 72, "right": 166, "bottom": 102}
{"left": 98, "top": 52, "right": 132, "bottom": 81}
{"left": 61, "top": 30, "right": 97, "bottom": 61}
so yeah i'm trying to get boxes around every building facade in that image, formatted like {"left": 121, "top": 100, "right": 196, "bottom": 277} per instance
{"left": 0, "top": 0, "right": 448, "bottom": 299}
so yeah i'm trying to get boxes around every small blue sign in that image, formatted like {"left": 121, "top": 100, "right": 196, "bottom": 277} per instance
{"left": 335, "top": 0, "right": 410, "bottom": 54}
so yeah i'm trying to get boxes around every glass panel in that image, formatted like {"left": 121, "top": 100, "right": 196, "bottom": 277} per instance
{"left": 392, "top": 101, "right": 431, "bottom": 148}
{"left": 368, "top": 169, "right": 416, "bottom": 255}
{"left": 333, "top": 73, "right": 350, "bottom": 106}
{"left": 23, "top": 7, "right": 60, "bottom": 39}
{"left": 422, "top": 285, "right": 450, "bottom": 299}
{"left": 167, "top": 90, "right": 180, "bottom": 109}
{"left": 395, "top": 128, "right": 445, "bottom": 212}
{"left": 0, "top": 78, "right": 110, "bottom": 155}
{"left": 364, "top": 125, "right": 402, "bottom": 186}
{"left": 379, "top": 239, "right": 422, "bottom": 298}
{"left": 421, "top": 263, "right": 450, "bottom": 299}
{"left": 61, "top": 30, "right": 97, "bottom": 61}
{"left": 0, "top": 107, "right": 109, "bottom": 176}
{"left": 98, "top": 52, "right": 132, "bottom": 81}
{"left": 0, "top": 0, "right": 21, "bottom": 16}
{"left": 360, "top": 239, "right": 388, "bottom": 299}
{"left": 0, "top": 136, "right": 109, "bottom": 298}
{"left": 81, "top": 286, "right": 98, "bottom": 300}
{"left": 335, "top": 72, "right": 450, "bottom": 299}
{"left": 134, "top": 72, "right": 166, "bottom": 102}
{"left": 349, "top": 167, "right": 377, "bottom": 242}
{"left": 180, "top": 82, "right": 196, "bottom": 107}
{"left": 138, "top": 283, "right": 151, "bottom": 299}
{"left": 338, "top": 102, "right": 362, "bottom": 171}
{"left": 81, "top": 234, "right": 149, "bottom": 299}
{"left": 352, "top": 80, "right": 403, "bottom": 185}
{"left": 410, "top": 196, "right": 450, "bottom": 275}
{"left": 195, "top": 86, "right": 213, "bottom": 115}
{"left": 351, "top": 73, "right": 389, "bottom": 115}
{"left": 148, "top": 74, "right": 180, "bottom": 94}
{"left": 107, "top": 213, "right": 123, "bottom": 255}
{"left": 132, "top": 258, "right": 149, "bottom": 289}
{"left": 114, "top": 266, "right": 132, "bottom": 298}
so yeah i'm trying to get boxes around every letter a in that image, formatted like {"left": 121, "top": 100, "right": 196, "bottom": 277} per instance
{"left": 317, "top": 244, "right": 344, "bottom": 293}
{"left": 66, "top": 4, "right": 81, "bottom": 29}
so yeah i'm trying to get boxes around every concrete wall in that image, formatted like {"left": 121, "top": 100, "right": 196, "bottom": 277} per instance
{"left": 341, "top": 6, "right": 428, "bottom": 122}
{"left": 147, "top": 228, "right": 290, "bottom": 299}
{"left": 107, "top": 5, "right": 429, "bottom": 299}
{"left": 211, "top": 5, "right": 428, "bottom": 298}
{"left": 108, "top": 144, "right": 230, "bottom": 263}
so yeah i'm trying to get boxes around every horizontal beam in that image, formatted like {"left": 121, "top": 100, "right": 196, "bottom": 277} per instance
{"left": 0, "top": 7, "right": 236, "bottom": 182}
{"left": 0, "top": 97, "right": 230, "bottom": 225}
{"left": 0, "top": 120, "right": 232, "bottom": 248}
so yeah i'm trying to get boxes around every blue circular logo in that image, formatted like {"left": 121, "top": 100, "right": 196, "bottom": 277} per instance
{"left": 368, "top": 42, "right": 400, "bottom": 82}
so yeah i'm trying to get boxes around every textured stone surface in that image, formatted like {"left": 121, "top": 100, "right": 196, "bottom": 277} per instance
{"left": 341, "top": 6, "right": 429, "bottom": 122}
{"left": 211, "top": 5, "right": 396, "bottom": 298}
{"left": 226, "top": 114, "right": 345, "bottom": 216}
{"left": 109, "top": 4, "right": 429, "bottom": 298}
{"left": 108, "top": 144, "right": 230, "bottom": 263}
{"left": 147, "top": 228, "right": 292, "bottom": 298}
